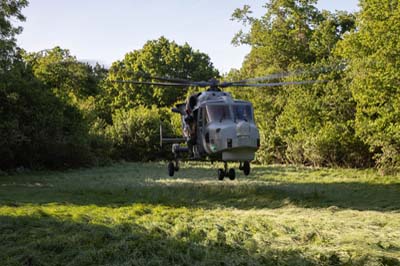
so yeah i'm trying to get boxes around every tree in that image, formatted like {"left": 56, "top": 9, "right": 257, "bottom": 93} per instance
{"left": 274, "top": 60, "right": 372, "bottom": 167}
{"left": 229, "top": 1, "right": 364, "bottom": 166}
{"left": 310, "top": 11, "right": 355, "bottom": 60}
{"left": 23, "top": 47, "right": 111, "bottom": 125}
{"left": 230, "top": 0, "right": 321, "bottom": 163}
{"left": 0, "top": 53, "right": 92, "bottom": 169}
{"left": 337, "top": 0, "right": 400, "bottom": 172}
{"left": 0, "top": 0, "right": 28, "bottom": 70}
{"left": 24, "top": 47, "right": 103, "bottom": 101}
{"left": 232, "top": 0, "right": 322, "bottom": 74}
{"left": 106, "top": 36, "right": 219, "bottom": 110}
{"left": 0, "top": 4, "right": 100, "bottom": 169}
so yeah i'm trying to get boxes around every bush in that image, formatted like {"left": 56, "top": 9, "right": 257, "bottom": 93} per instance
{"left": 87, "top": 118, "right": 113, "bottom": 166}
{"left": 106, "top": 106, "right": 173, "bottom": 161}
{"left": 0, "top": 61, "right": 93, "bottom": 170}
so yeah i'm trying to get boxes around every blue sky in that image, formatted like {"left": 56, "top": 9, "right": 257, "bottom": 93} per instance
{"left": 17, "top": 0, "right": 359, "bottom": 73}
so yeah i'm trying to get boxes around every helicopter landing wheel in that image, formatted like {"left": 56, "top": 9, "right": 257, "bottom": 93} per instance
{"left": 217, "top": 169, "right": 225, "bottom": 181}
{"left": 243, "top": 161, "right": 250, "bottom": 176}
{"left": 168, "top": 162, "right": 175, "bottom": 177}
{"left": 228, "top": 168, "right": 235, "bottom": 180}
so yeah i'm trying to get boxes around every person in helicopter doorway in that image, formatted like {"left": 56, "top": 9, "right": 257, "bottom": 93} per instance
{"left": 184, "top": 93, "right": 201, "bottom": 158}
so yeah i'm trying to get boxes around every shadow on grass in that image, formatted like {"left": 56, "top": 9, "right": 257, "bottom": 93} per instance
{"left": 0, "top": 214, "right": 316, "bottom": 266}
{"left": 0, "top": 163, "right": 399, "bottom": 212}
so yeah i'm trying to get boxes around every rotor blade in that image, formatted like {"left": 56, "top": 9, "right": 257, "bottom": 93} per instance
{"left": 234, "top": 72, "right": 297, "bottom": 83}
{"left": 112, "top": 80, "right": 191, "bottom": 87}
{"left": 141, "top": 75, "right": 212, "bottom": 87}
{"left": 219, "top": 82, "right": 236, "bottom": 88}
{"left": 151, "top": 79, "right": 212, "bottom": 87}
{"left": 139, "top": 74, "right": 195, "bottom": 84}
{"left": 229, "top": 80, "right": 326, "bottom": 87}
{"left": 230, "top": 65, "right": 345, "bottom": 84}
{"left": 231, "top": 70, "right": 310, "bottom": 84}
{"left": 111, "top": 80, "right": 212, "bottom": 87}
{"left": 190, "top": 81, "right": 213, "bottom": 87}
{"left": 135, "top": 71, "right": 212, "bottom": 86}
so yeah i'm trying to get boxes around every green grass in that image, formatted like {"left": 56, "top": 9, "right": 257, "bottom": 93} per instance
{"left": 0, "top": 162, "right": 399, "bottom": 266}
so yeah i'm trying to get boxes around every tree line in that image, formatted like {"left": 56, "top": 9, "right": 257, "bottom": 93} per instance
{"left": 1, "top": 0, "right": 399, "bottom": 173}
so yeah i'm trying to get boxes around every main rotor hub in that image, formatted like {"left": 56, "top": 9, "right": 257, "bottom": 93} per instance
{"left": 207, "top": 78, "right": 220, "bottom": 91}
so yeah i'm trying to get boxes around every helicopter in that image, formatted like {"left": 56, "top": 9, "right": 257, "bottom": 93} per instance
{"left": 114, "top": 73, "right": 322, "bottom": 180}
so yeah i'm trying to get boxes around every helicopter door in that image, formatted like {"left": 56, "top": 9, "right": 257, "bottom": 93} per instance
{"left": 196, "top": 107, "right": 205, "bottom": 155}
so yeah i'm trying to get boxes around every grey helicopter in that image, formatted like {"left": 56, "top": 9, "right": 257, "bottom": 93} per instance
{"left": 114, "top": 72, "right": 322, "bottom": 180}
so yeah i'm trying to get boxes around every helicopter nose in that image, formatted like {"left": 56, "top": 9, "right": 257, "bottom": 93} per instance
{"left": 236, "top": 121, "right": 251, "bottom": 136}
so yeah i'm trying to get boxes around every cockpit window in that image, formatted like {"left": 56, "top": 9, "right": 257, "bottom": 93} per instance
{"left": 206, "top": 105, "right": 232, "bottom": 122}
{"left": 233, "top": 104, "right": 253, "bottom": 122}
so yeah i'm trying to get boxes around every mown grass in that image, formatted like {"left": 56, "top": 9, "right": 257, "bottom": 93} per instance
{"left": 0, "top": 162, "right": 399, "bottom": 265}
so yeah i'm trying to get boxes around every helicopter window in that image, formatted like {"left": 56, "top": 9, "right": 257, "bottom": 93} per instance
{"left": 206, "top": 105, "right": 232, "bottom": 123}
{"left": 233, "top": 104, "right": 253, "bottom": 122}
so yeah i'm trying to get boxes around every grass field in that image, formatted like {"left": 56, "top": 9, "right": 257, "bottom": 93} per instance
{"left": 0, "top": 162, "right": 399, "bottom": 266}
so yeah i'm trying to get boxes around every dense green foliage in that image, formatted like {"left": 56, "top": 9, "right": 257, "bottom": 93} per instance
{"left": 337, "top": 0, "right": 400, "bottom": 172}
{"left": 1, "top": 0, "right": 400, "bottom": 172}
{"left": 24, "top": 47, "right": 105, "bottom": 102}
{"left": 0, "top": 0, "right": 28, "bottom": 68}
{"left": 0, "top": 56, "right": 90, "bottom": 168}
{"left": 106, "top": 37, "right": 219, "bottom": 110}
{"left": 0, "top": 1, "right": 92, "bottom": 169}
{"left": 1, "top": 163, "right": 399, "bottom": 265}
{"left": 229, "top": 0, "right": 374, "bottom": 168}
{"left": 106, "top": 106, "right": 173, "bottom": 161}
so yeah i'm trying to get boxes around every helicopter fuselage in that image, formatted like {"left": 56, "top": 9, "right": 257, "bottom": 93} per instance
{"left": 175, "top": 90, "right": 260, "bottom": 162}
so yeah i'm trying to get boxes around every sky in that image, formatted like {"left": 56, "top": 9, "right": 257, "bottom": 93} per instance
{"left": 17, "top": 1, "right": 359, "bottom": 73}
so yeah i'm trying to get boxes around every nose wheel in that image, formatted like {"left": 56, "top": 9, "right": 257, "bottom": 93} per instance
{"left": 239, "top": 161, "right": 251, "bottom": 175}
{"left": 217, "top": 162, "right": 236, "bottom": 181}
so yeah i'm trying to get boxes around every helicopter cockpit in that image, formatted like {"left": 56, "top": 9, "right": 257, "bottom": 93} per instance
{"left": 233, "top": 104, "right": 253, "bottom": 123}
{"left": 204, "top": 103, "right": 254, "bottom": 124}
{"left": 205, "top": 105, "right": 232, "bottom": 123}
